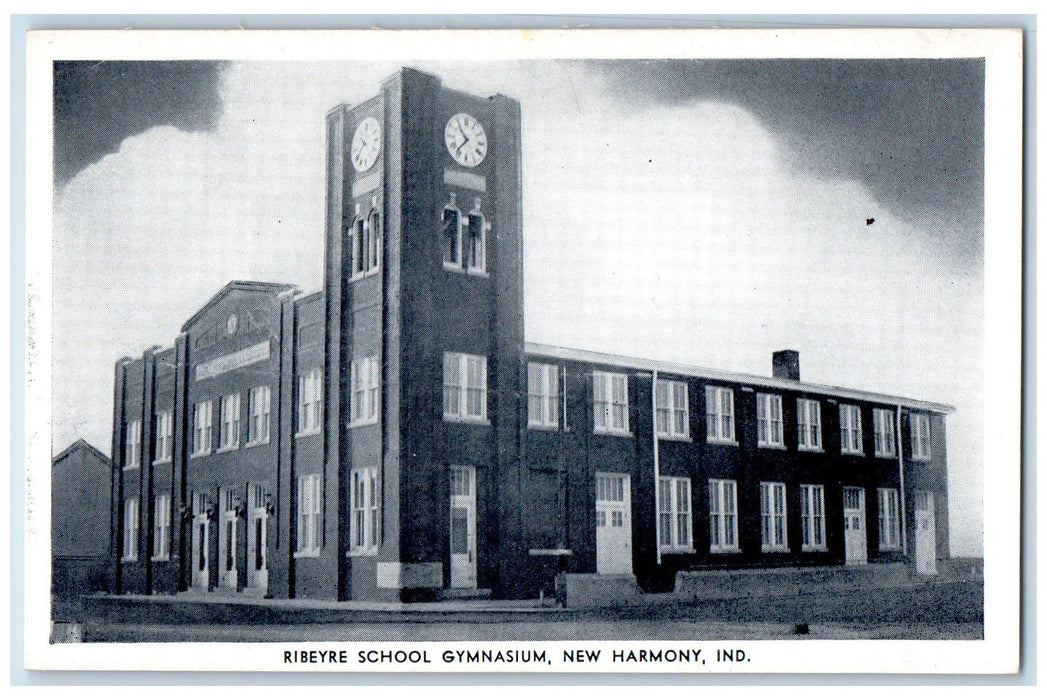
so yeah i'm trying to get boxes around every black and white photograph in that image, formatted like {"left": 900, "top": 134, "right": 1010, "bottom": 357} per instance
{"left": 23, "top": 27, "right": 1022, "bottom": 674}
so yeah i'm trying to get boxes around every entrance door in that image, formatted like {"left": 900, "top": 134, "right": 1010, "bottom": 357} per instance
{"left": 449, "top": 466, "right": 477, "bottom": 589}
{"left": 218, "top": 488, "right": 238, "bottom": 590}
{"left": 595, "top": 472, "right": 632, "bottom": 575}
{"left": 191, "top": 493, "right": 209, "bottom": 589}
{"left": 843, "top": 486, "right": 868, "bottom": 565}
{"left": 914, "top": 490, "right": 938, "bottom": 575}
{"left": 246, "top": 484, "right": 268, "bottom": 592}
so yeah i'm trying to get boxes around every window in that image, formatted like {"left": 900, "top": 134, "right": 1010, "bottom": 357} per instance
{"left": 297, "top": 369, "right": 323, "bottom": 435}
{"left": 873, "top": 408, "right": 896, "bottom": 457}
{"left": 910, "top": 414, "right": 931, "bottom": 460}
{"left": 656, "top": 379, "right": 689, "bottom": 440}
{"left": 527, "top": 362, "right": 560, "bottom": 429}
{"left": 756, "top": 393, "right": 784, "bottom": 448}
{"left": 800, "top": 484, "right": 827, "bottom": 551}
{"left": 760, "top": 482, "right": 789, "bottom": 552}
{"left": 350, "top": 467, "right": 379, "bottom": 554}
{"left": 442, "top": 201, "right": 461, "bottom": 267}
{"left": 708, "top": 479, "right": 739, "bottom": 552}
{"left": 466, "top": 206, "right": 486, "bottom": 272}
{"left": 124, "top": 419, "right": 141, "bottom": 469}
{"left": 351, "top": 211, "right": 381, "bottom": 277}
{"left": 192, "top": 401, "right": 213, "bottom": 456}
{"left": 593, "top": 371, "right": 629, "bottom": 434}
{"left": 350, "top": 356, "right": 380, "bottom": 425}
{"left": 705, "top": 386, "right": 735, "bottom": 443}
{"left": 840, "top": 404, "right": 863, "bottom": 454}
{"left": 247, "top": 385, "right": 271, "bottom": 445}
{"left": 658, "top": 476, "right": 692, "bottom": 552}
{"left": 152, "top": 493, "right": 170, "bottom": 560}
{"left": 153, "top": 411, "right": 172, "bottom": 463}
{"left": 296, "top": 474, "right": 322, "bottom": 556}
{"left": 443, "top": 352, "right": 487, "bottom": 422}
{"left": 219, "top": 393, "right": 240, "bottom": 450}
{"left": 797, "top": 398, "right": 822, "bottom": 451}
{"left": 122, "top": 498, "right": 138, "bottom": 561}
{"left": 877, "top": 488, "right": 901, "bottom": 551}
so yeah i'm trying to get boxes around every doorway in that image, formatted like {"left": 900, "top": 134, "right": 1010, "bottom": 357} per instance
{"left": 843, "top": 486, "right": 868, "bottom": 565}
{"left": 449, "top": 466, "right": 477, "bottom": 589}
{"left": 595, "top": 472, "right": 632, "bottom": 575}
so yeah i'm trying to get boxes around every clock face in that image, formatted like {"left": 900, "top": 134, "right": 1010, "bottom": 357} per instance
{"left": 444, "top": 113, "right": 487, "bottom": 167}
{"left": 350, "top": 117, "right": 381, "bottom": 172}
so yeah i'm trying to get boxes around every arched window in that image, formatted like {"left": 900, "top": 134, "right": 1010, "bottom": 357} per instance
{"left": 367, "top": 209, "right": 381, "bottom": 272}
{"left": 442, "top": 197, "right": 461, "bottom": 267}
{"left": 466, "top": 207, "right": 486, "bottom": 272}
{"left": 352, "top": 217, "right": 367, "bottom": 276}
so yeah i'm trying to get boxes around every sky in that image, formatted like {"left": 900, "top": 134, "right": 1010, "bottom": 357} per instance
{"left": 50, "top": 58, "right": 984, "bottom": 555}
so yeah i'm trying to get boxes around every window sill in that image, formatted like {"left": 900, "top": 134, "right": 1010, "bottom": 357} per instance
{"left": 466, "top": 268, "right": 489, "bottom": 278}
{"left": 293, "top": 550, "right": 321, "bottom": 559}
{"left": 709, "top": 547, "right": 742, "bottom": 555}
{"left": 348, "top": 548, "right": 378, "bottom": 558}
{"left": 841, "top": 450, "right": 865, "bottom": 457}
{"left": 444, "top": 415, "right": 490, "bottom": 426}
{"left": 244, "top": 439, "right": 271, "bottom": 449}
{"left": 802, "top": 546, "right": 828, "bottom": 553}
{"left": 349, "top": 418, "right": 379, "bottom": 429}
{"left": 152, "top": 458, "right": 172, "bottom": 466}
{"left": 527, "top": 422, "right": 560, "bottom": 432}
{"left": 758, "top": 442, "right": 787, "bottom": 450}
{"left": 660, "top": 547, "right": 696, "bottom": 555}
{"left": 151, "top": 555, "right": 170, "bottom": 562}
{"left": 296, "top": 428, "right": 322, "bottom": 439}
{"left": 656, "top": 433, "right": 691, "bottom": 443}
{"left": 215, "top": 444, "right": 239, "bottom": 454}
{"left": 189, "top": 451, "right": 211, "bottom": 459}
{"left": 706, "top": 438, "right": 738, "bottom": 447}
{"left": 594, "top": 428, "right": 632, "bottom": 438}
{"left": 874, "top": 452, "right": 897, "bottom": 459}
{"left": 122, "top": 465, "right": 140, "bottom": 471}
{"left": 761, "top": 546, "right": 790, "bottom": 554}
{"left": 121, "top": 557, "right": 138, "bottom": 563}
{"left": 797, "top": 446, "right": 824, "bottom": 453}
{"left": 442, "top": 263, "right": 488, "bottom": 277}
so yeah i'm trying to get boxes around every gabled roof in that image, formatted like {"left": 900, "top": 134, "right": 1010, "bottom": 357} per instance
{"left": 53, "top": 438, "right": 111, "bottom": 466}
{"left": 525, "top": 342, "right": 954, "bottom": 414}
{"left": 181, "top": 281, "right": 298, "bottom": 333}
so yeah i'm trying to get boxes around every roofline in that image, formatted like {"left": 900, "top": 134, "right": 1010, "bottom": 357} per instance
{"left": 180, "top": 280, "right": 298, "bottom": 333}
{"left": 524, "top": 342, "right": 955, "bottom": 414}
{"left": 53, "top": 438, "right": 111, "bottom": 465}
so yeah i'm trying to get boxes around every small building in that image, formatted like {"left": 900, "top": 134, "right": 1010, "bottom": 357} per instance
{"left": 52, "top": 439, "right": 113, "bottom": 599}
{"left": 109, "top": 68, "right": 952, "bottom": 603}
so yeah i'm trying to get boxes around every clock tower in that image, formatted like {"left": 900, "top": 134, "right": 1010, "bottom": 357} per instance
{"left": 322, "top": 68, "right": 524, "bottom": 601}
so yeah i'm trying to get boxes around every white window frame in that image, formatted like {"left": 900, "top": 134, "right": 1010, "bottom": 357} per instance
{"left": 656, "top": 379, "right": 690, "bottom": 440}
{"left": 152, "top": 493, "right": 171, "bottom": 561}
{"left": 443, "top": 352, "right": 488, "bottom": 423}
{"left": 910, "top": 414, "right": 931, "bottom": 460}
{"left": 350, "top": 467, "right": 380, "bottom": 555}
{"left": 442, "top": 202, "right": 463, "bottom": 269}
{"left": 218, "top": 393, "right": 240, "bottom": 452}
{"left": 760, "top": 481, "right": 789, "bottom": 552}
{"left": 122, "top": 497, "right": 138, "bottom": 561}
{"left": 153, "top": 410, "right": 173, "bottom": 464}
{"left": 124, "top": 419, "right": 141, "bottom": 469}
{"left": 708, "top": 478, "right": 739, "bottom": 553}
{"left": 756, "top": 393, "right": 784, "bottom": 448}
{"left": 839, "top": 404, "right": 864, "bottom": 455}
{"left": 873, "top": 408, "right": 897, "bottom": 457}
{"left": 295, "top": 473, "right": 322, "bottom": 557}
{"left": 800, "top": 484, "right": 827, "bottom": 551}
{"left": 705, "top": 386, "right": 736, "bottom": 444}
{"left": 527, "top": 362, "right": 560, "bottom": 429}
{"left": 877, "top": 487, "right": 902, "bottom": 551}
{"left": 466, "top": 206, "right": 487, "bottom": 274}
{"left": 191, "top": 400, "right": 213, "bottom": 457}
{"left": 247, "top": 385, "right": 271, "bottom": 446}
{"left": 351, "top": 210, "right": 382, "bottom": 279}
{"left": 658, "top": 476, "right": 693, "bottom": 552}
{"left": 593, "top": 371, "right": 630, "bottom": 435}
{"left": 297, "top": 368, "right": 323, "bottom": 436}
{"left": 350, "top": 356, "right": 380, "bottom": 426}
{"left": 797, "top": 398, "right": 823, "bottom": 451}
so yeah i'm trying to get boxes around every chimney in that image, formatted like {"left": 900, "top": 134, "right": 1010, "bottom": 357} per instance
{"left": 773, "top": 350, "right": 800, "bottom": 381}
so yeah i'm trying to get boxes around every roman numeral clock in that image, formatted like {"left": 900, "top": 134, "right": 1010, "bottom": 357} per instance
{"left": 444, "top": 112, "right": 488, "bottom": 167}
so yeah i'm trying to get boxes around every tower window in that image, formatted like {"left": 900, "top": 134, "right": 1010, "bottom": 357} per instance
{"left": 466, "top": 202, "right": 486, "bottom": 273}
{"left": 442, "top": 200, "right": 462, "bottom": 267}
{"left": 351, "top": 210, "right": 381, "bottom": 279}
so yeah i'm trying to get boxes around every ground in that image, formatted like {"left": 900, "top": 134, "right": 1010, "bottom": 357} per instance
{"left": 72, "top": 579, "right": 982, "bottom": 642}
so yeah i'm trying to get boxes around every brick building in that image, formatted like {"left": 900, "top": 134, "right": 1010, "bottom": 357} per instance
{"left": 110, "top": 68, "right": 952, "bottom": 602}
